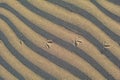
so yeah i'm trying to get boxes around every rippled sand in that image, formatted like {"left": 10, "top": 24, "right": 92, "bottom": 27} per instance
{"left": 0, "top": 0, "right": 120, "bottom": 80}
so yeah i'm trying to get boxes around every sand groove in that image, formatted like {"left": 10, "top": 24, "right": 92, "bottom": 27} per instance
{"left": 0, "top": 6, "right": 120, "bottom": 80}
{"left": 0, "top": 65, "right": 18, "bottom": 80}
{"left": 0, "top": 0, "right": 120, "bottom": 80}
{"left": 5, "top": 0, "right": 120, "bottom": 61}
{"left": 0, "top": 40, "right": 44, "bottom": 80}
{"left": 96, "top": 0, "right": 120, "bottom": 17}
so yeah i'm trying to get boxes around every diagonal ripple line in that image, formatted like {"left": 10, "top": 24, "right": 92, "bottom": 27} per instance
{"left": 0, "top": 31, "right": 57, "bottom": 80}
{"left": 0, "top": 14, "right": 91, "bottom": 80}
{"left": 0, "top": 3, "right": 116, "bottom": 80}
{"left": 47, "top": 0, "right": 120, "bottom": 44}
{"left": 0, "top": 56, "right": 25, "bottom": 80}
{"left": 0, "top": 0, "right": 120, "bottom": 80}
{"left": 13, "top": 0, "right": 118, "bottom": 68}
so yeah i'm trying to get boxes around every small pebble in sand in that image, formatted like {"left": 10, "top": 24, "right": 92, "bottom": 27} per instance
{"left": 46, "top": 40, "right": 53, "bottom": 48}
{"left": 75, "top": 40, "right": 82, "bottom": 47}
{"left": 74, "top": 37, "right": 82, "bottom": 47}
{"left": 19, "top": 40, "right": 23, "bottom": 45}
{"left": 103, "top": 41, "right": 110, "bottom": 48}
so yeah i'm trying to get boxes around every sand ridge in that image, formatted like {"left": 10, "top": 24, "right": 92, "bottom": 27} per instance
{"left": 0, "top": 0, "right": 120, "bottom": 80}
{"left": 8, "top": 0, "right": 120, "bottom": 61}
{"left": 0, "top": 6, "right": 120, "bottom": 80}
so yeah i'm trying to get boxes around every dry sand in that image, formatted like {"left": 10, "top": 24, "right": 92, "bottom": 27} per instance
{"left": 0, "top": 0, "right": 120, "bottom": 80}
{"left": 7, "top": 0, "right": 120, "bottom": 60}
{"left": 0, "top": 65, "right": 18, "bottom": 80}
{"left": 96, "top": 0, "right": 120, "bottom": 17}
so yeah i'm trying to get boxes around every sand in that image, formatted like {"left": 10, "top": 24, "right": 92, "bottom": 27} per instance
{"left": 0, "top": 0, "right": 120, "bottom": 80}
{"left": 96, "top": 0, "right": 120, "bottom": 17}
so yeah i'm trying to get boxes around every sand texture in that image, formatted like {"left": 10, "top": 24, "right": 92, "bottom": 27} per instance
{"left": 0, "top": 0, "right": 120, "bottom": 80}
